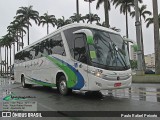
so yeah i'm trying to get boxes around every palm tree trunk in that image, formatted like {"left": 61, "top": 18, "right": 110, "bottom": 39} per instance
{"left": 28, "top": 22, "right": 30, "bottom": 45}
{"left": 152, "top": 0, "right": 160, "bottom": 74}
{"left": 7, "top": 46, "right": 8, "bottom": 77}
{"left": 47, "top": 23, "right": 49, "bottom": 34}
{"left": 76, "top": 0, "right": 80, "bottom": 23}
{"left": 5, "top": 47, "right": 6, "bottom": 77}
{"left": 89, "top": 2, "right": 92, "bottom": 24}
{"left": 13, "top": 43, "right": 15, "bottom": 63}
{"left": 10, "top": 46, "right": 11, "bottom": 66}
{"left": 104, "top": 0, "right": 109, "bottom": 28}
{"left": 0, "top": 48, "right": 1, "bottom": 75}
{"left": 22, "top": 31, "right": 24, "bottom": 49}
{"left": 125, "top": 5, "right": 129, "bottom": 38}
{"left": 125, "top": 7, "right": 129, "bottom": 57}
{"left": 16, "top": 32, "right": 19, "bottom": 51}
{"left": 10, "top": 46, "right": 12, "bottom": 76}
{"left": 140, "top": 17, "right": 146, "bottom": 70}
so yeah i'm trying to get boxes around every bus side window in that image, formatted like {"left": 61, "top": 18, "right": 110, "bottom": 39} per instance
{"left": 74, "top": 34, "right": 87, "bottom": 64}
{"left": 50, "top": 33, "right": 66, "bottom": 56}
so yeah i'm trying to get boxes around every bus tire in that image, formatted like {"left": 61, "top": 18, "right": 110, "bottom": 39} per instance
{"left": 58, "top": 76, "right": 72, "bottom": 95}
{"left": 21, "top": 76, "right": 32, "bottom": 88}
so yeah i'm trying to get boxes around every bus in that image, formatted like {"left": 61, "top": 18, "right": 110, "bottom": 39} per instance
{"left": 14, "top": 23, "right": 132, "bottom": 95}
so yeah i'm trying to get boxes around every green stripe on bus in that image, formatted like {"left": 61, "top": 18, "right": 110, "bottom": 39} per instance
{"left": 46, "top": 56, "right": 77, "bottom": 88}
{"left": 25, "top": 77, "right": 56, "bottom": 87}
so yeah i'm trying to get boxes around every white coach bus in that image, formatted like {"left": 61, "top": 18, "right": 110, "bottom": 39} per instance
{"left": 14, "top": 23, "right": 132, "bottom": 95}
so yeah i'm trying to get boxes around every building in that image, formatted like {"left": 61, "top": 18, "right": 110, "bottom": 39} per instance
{"left": 130, "top": 45, "right": 137, "bottom": 60}
{"left": 144, "top": 53, "right": 155, "bottom": 68}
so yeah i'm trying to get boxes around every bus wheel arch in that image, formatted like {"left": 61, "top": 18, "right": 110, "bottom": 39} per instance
{"left": 56, "top": 72, "right": 72, "bottom": 95}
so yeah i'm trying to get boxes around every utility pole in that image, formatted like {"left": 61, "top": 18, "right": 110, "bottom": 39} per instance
{"left": 134, "top": 0, "right": 144, "bottom": 75}
{"left": 152, "top": 0, "right": 160, "bottom": 74}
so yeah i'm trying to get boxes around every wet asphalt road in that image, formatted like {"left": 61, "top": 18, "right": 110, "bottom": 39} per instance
{"left": 0, "top": 78, "right": 160, "bottom": 120}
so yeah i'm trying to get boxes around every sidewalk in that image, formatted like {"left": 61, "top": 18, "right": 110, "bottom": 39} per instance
{"left": 132, "top": 75, "right": 160, "bottom": 83}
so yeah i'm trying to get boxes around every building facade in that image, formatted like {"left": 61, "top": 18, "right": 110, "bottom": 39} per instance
{"left": 144, "top": 53, "right": 155, "bottom": 68}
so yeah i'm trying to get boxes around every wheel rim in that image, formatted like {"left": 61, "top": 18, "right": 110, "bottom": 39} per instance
{"left": 59, "top": 80, "right": 67, "bottom": 94}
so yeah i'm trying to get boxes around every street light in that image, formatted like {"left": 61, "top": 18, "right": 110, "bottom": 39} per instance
{"left": 84, "top": 0, "right": 95, "bottom": 24}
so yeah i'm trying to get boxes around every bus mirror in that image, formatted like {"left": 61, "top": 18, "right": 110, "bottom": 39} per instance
{"left": 123, "top": 37, "right": 138, "bottom": 52}
{"left": 123, "top": 37, "right": 137, "bottom": 45}
{"left": 73, "top": 29, "right": 94, "bottom": 45}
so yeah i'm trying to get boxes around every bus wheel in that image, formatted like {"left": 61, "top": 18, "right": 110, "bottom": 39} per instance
{"left": 58, "top": 76, "right": 72, "bottom": 95}
{"left": 21, "top": 76, "right": 32, "bottom": 88}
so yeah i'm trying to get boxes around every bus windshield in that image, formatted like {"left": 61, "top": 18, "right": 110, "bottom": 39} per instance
{"left": 89, "top": 29, "right": 130, "bottom": 70}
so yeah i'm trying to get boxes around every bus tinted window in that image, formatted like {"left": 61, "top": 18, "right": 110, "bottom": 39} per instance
{"left": 15, "top": 33, "right": 65, "bottom": 64}
{"left": 50, "top": 33, "right": 66, "bottom": 56}
{"left": 64, "top": 27, "right": 84, "bottom": 58}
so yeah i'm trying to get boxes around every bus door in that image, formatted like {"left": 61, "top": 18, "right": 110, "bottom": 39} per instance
{"left": 73, "top": 34, "right": 89, "bottom": 90}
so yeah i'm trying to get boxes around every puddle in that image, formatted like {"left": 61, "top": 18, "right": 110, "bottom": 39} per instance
{"left": 101, "top": 87, "right": 160, "bottom": 103}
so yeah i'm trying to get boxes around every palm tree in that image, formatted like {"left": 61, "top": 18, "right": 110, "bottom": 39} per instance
{"left": 152, "top": 0, "right": 160, "bottom": 74}
{"left": 70, "top": 13, "right": 85, "bottom": 23}
{"left": 96, "top": 0, "right": 111, "bottom": 28}
{"left": 13, "top": 17, "right": 28, "bottom": 49}
{"left": 76, "top": 0, "right": 80, "bottom": 23}
{"left": 8, "top": 19, "right": 27, "bottom": 51}
{"left": 110, "top": 26, "right": 121, "bottom": 32}
{"left": 130, "top": 5, "right": 152, "bottom": 70}
{"left": 56, "top": 16, "right": 72, "bottom": 29}
{"left": 85, "top": 13, "right": 100, "bottom": 24}
{"left": 0, "top": 35, "right": 13, "bottom": 76}
{"left": 0, "top": 39, "right": 3, "bottom": 76}
{"left": 16, "top": 5, "right": 39, "bottom": 45}
{"left": 39, "top": 13, "right": 57, "bottom": 34}
{"left": 145, "top": 14, "right": 160, "bottom": 28}
{"left": 111, "top": 0, "right": 143, "bottom": 38}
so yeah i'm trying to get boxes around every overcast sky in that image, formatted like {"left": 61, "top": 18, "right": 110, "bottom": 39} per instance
{"left": 0, "top": 0, "right": 160, "bottom": 61}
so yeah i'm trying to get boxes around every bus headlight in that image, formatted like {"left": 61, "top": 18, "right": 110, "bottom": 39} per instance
{"left": 94, "top": 69, "right": 103, "bottom": 78}
{"left": 95, "top": 71, "right": 101, "bottom": 77}
{"left": 87, "top": 69, "right": 103, "bottom": 78}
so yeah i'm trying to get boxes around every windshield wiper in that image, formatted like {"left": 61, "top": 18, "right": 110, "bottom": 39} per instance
{"left": 111, "top": 43, "right": 128, "bottom": 69}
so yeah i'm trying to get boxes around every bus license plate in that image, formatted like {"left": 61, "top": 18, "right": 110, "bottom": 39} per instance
{"left": 114, "top": 83, "right": 121, "bottom": 87}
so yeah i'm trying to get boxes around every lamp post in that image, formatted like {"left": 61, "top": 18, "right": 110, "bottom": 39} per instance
{"left": 84, "top": 0, "right": 95, "bottom": 24}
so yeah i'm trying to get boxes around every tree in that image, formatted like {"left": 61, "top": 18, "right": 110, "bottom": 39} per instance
{"left": 0, "top": 35, "right": 13, "bottom": 76}
{"left": 111, "top": 0, "right": 143, "bottom": 38}
{"left": 152, "top": 0, "right": 160, "bottom": 74}
{"left": 39, "top": 13, "right": 56, "bottom": 34}
{"left": 70, "top": 13, "right": 85, "bottom": 23}
{"left": 130, "top": 60, "right": 137, "bottom": 69}
{"left": 145, "top": 14, "right": 160, "bottom": 28}
{"left": 76, "top": 0, "right": 80, "bottom": 23}
{"left": 8, "top": 18, "right": 27, "bottom": 51}
{"left": 130, "top": 5, "right": 152, "bottom": 70}
{"left": 56, "top": 16, "right": 72, "bottom": 28}
{"left": 96, "top": 0, "right": 111, "bottom": 27}
{"left": 16, "top": 5, "right": 39, "bottom": 45}
{"left": 85, "top": 13, "right": 100, "bottom": 24}
{"left": 13, "top": 17, "right": 28, "bottom": 49}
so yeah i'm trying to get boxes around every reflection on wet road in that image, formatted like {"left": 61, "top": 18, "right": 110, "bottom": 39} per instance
{"left": 101, "top": 85, "right": 160, "bottom": 103}
{"left": 1, "top": 78, "right": 160, "bottom": 103}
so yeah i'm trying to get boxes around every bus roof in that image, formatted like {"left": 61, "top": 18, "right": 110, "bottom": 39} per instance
{"left": 16, "top": 23, "right": 119, "bottom": 54}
